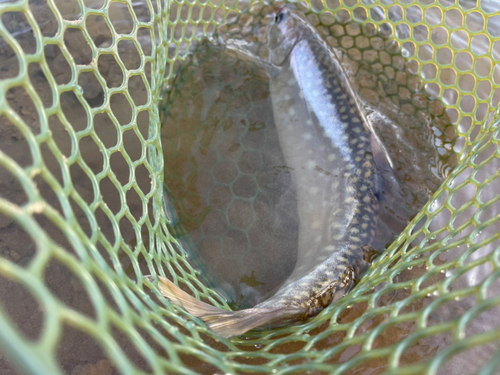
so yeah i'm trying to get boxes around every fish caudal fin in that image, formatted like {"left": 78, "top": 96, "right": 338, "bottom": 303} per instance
{"left": 154, "top": 276, "right": 223, "bottom": 316}
{"left": 202, "top": 308, "right": 293, "bottom": 338}
{"left": 151, "top": 276, "right": 302, "bottom": 338}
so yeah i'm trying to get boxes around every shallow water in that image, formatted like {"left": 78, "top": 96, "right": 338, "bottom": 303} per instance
{"left": 161, "top": 14, "right": 453, "bottom": 310}
{"left": 1, "top": 0, "right": 499, "bottom": 374}
{"left": 162, "top": 41, "right": 300, "bottom": 307}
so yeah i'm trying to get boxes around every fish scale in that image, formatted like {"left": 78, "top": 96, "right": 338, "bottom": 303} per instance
{"left": 154, "top": 6, "right": 401, "bottom": 338}
{"left": 260, "top": 34, "right": 381, "bottom": 312}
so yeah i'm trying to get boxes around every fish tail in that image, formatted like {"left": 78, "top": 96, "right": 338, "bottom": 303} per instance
{"left": 151, "top": 276, "right": 302, "bottom": 338}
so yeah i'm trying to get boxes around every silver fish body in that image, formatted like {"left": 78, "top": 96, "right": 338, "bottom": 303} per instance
{"left": 258, "top": 8, "right": 385, "bottom": 311}
{"left": 153, "top": 7, "right": 396, "bottom": 338}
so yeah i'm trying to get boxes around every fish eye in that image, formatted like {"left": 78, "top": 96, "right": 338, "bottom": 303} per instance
{"left": 275, "top": 12, "right": 285, "bottom": 24}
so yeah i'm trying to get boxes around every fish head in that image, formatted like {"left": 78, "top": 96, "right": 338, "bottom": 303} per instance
{"left": 267, "top": 7, "right": 303, "bottom": 66}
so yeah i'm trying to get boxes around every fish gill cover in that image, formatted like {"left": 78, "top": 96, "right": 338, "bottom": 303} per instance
{"left": 0, "top": 0, "right": 499, "bottom": 374}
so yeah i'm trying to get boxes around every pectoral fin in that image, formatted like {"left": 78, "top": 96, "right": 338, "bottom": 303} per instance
{"left": 370, "top": 132, "right": 394, "bottom": 172}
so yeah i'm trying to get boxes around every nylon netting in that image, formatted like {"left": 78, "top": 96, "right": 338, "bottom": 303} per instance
{"left": 0, "top": 0, "right": 499, "bottom": 374}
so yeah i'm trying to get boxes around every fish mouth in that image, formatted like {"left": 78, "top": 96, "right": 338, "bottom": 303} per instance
{"left": 275, "top": 5, "right": 286, "bottom": 14}
{"left": 267, "top": 9, "right": 303, "bottom": 66}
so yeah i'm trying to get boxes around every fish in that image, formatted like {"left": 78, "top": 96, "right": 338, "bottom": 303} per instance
{"left": 150, "top": 6, "right": 399, "bottom": 338}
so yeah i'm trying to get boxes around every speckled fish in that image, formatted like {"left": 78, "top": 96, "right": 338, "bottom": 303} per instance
{"left": 152, "top": 7, "right": 399, "bottom": 338}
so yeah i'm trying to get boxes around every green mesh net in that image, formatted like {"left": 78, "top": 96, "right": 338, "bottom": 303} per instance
{"left": 1, "top": 0, "right": 500, "bottom": 374}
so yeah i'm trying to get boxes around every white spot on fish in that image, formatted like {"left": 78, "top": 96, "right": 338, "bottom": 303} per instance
{"left": 309, "top": 186, "right": 319, "bottom": 195}
{"left": 327, "top": 154, "right": 336, "bottom": 161}
{"left": 311, "top": 220, "right": 321, "bottom": 229}
{"left": 289, "top": 108, "right": 296, "bottom": 116}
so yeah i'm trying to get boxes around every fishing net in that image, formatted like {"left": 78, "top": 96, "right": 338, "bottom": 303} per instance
{"left": 0, "top": 0, "right": 499, "bottom": 374}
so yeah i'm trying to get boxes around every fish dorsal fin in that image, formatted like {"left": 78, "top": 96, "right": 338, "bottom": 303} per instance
{"left": 330, "top": 45, "right": 396, "bottom": 172}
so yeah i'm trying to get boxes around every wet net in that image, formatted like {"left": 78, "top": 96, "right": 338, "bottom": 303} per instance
{"left": 0, "top": 0, "right": 499, "bottom": 374}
